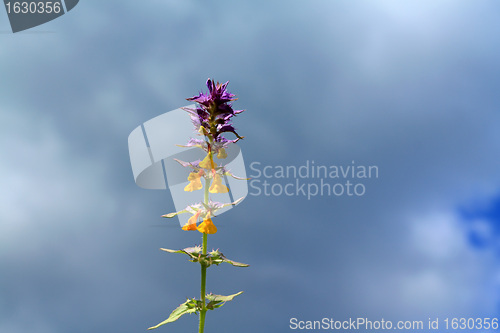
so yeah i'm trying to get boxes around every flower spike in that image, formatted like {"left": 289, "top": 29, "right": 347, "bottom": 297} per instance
{"left": 151, "top": 79, "right": 247, "bottom": 332}
{"left": 184, "top": 79, "right": 245, "bottom": 144}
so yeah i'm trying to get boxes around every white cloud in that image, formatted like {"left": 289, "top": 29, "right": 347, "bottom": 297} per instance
{"left": 411, "top": 212, "right": 466, "bottom": 260}
{"left": 405, "top": 211, "right": 499, "bottom": 315}
{"left": 0, "top": 105, "right": 115, "bottom": 252}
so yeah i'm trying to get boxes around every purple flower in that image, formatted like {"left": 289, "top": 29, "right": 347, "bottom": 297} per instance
{"left": 185, "top": 79, "right": 244, "bottom": 142}
{"left": 188, "top": 80, "right": 236, "bottom": 107}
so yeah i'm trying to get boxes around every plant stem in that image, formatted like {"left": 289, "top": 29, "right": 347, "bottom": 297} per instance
{"left": 199, "top": 176, "right": 211, "bottom": 333}
{"left": 199, "top": 233, "right": 207, "bottom": 333}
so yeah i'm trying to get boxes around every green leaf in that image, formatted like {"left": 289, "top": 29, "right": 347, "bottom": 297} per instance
{"left": 208, "top": 250, "right": 249, "bottom": 267}
{"left": 161, "top": 210, "right": 187, "bottom": 218}
{"left": 221, "top": 257, "right": 249, "bottom": 267}
{"left": 161, "top": 247, "right": 249, "bottom": 267}
{"left": 148, "top": 299, "right": 198, "bottom": 330}
{"left": 206, "top": 291, "right": 243, "bottom": 302}
{"left": 224, "top": 172, "right": 250, "bottom": 181}
{"left": 221, "top": 196, "right": 245, "bottom": 208}
{"left": 160, "top": 248, "right": 184, "bottom": 254}
{"left": 206, "top": 291, "right": 243, "bottom": 310}
{"left": 160, "top": 246, "right": 202, "bottom": 261}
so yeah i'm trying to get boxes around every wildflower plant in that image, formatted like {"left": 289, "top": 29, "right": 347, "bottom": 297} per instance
{"left": 148, "top": 79, "right": 248, "bottom": 332}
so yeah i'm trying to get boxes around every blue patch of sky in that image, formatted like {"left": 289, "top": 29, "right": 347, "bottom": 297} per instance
{"left": 459, "top": 192, "right": 500, "bottom": 249}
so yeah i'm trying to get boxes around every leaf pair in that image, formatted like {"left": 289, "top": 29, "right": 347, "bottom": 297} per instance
{"left": 147, "top": 292, "right": 243, "bottom": 330}
{"left": 160, "top": 247, "right": 249, "bottom": 268}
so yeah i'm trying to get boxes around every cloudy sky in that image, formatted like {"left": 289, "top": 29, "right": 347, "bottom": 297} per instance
{"left": 1, "top": 1, "right": 500, "bottom": 332}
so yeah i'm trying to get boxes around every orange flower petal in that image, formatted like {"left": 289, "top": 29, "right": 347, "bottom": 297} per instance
{"left": 197, "top": 218, "right": 217, "bottom": 234}
{"left": 187, "top": 211, "right": 201, "bottom": 225}
{"left": 182, "top": 222, "right": 198, "bottom": 231}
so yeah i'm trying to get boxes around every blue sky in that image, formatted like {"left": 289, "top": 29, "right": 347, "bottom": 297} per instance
{"left": 1, "top": 1, "right": 500, "bottom": 332}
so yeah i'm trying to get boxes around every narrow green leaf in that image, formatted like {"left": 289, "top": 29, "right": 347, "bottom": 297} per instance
{"left": 221, "top": 256, "right": 249, "bottom": 267}
{"left": 205, "top": 291, "right": 243, "bottom": 310}
{"left": 147, "top": 299, "right": 198, "bottom": 330}
{"left": 160, "top": 248, "right": 184, "bottom": 254}
{"left": 161, "top": 210, "right": 187, "bottom": 218}
{"left": 218, "top": 253, "right": 249, "bottom": 267}
{"left": 206, "top": 300, "right": 224, "bottom": 310}
{"left": 225, "top": 172, "right": 250, "bottom": 180}
{"left": 206, "top": 291, "right": 243, "bottom": 302}
{"left": 160, "top": 246, "right": 202, "bottom": 261}
{"left": 220, "top": 197, "right": 245, "bottom": 208}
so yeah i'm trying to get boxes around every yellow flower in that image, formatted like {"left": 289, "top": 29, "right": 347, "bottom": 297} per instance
{"left": 184, "top": 172, "right": 203, "bottom": 191}
{"left": 199, "top": 153, "right": 217, "bottom": 170}
{"left": 198, "top": 125, "right": 207, "bottom": 136}
{"left": 182, "top": 222, "right": 198, "bottom": 231}
{"left": 182, "top": 211, "right": 200, "bottom": 231}
{"left": 217, "top": 148, "right": 227, "bottom": 159}
{"left": 209, "top": 174, "right": 229, "bottom": 193}
{"left": 197, "top": 218, "right": 217, "bottom": 234}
